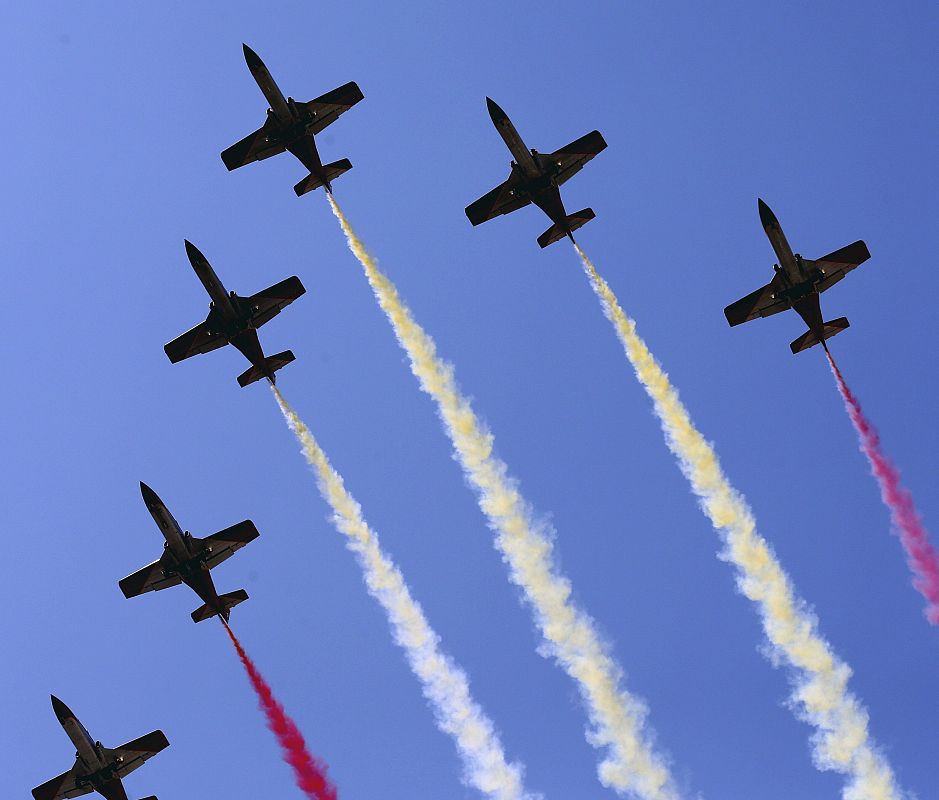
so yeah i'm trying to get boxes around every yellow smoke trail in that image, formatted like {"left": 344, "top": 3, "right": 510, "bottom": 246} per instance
{"left": 272, "top": 386, "right": 536, "bottom": 800}
{"left": 328, "top": 195, "right": 679, "bottom": 800}
{"left": 574, "top": 243, "right": 902, "bottom": 800}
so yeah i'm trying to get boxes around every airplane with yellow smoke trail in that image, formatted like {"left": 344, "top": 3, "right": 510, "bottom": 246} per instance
{"left": 724, "top": 199, "right": 871, "bottom": 354}
{"left": 465, "top": 97, "right": 606, "bottom": 248}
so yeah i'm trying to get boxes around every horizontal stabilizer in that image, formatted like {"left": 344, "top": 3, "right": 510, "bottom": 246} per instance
{"left": 537, "top": 208, "right": 596, "bottom": 248}
{"left": 237, "top": 350, "right": 295, "bottom": 387}
{"left": 790, "top": 317, "right": 850, "bottom": 354}
{"left": 294, "top": 159, "right": 352, "bottom": 196}
{"left": 191, "top": 589, "right": 249, "bottom": 623}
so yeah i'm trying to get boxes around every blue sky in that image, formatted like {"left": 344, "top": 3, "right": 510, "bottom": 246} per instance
{"left": 2, "top": 2, "right": 937, "bottom": 798}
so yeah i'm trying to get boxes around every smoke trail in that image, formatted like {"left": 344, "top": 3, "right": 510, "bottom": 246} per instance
{"left": 574, "top": 243, "right": 902, "bottom": 800}
{"left": 328, "top": 195, "right": 679, "bottom": 800}
{"left": 272, "top": 387, "right": 535, "bottom": 800}
{"left": 826, "top": 352, "right": 939, "bottom": 623}
{"left": 222, "top": 619, "right": 338, "bottom": 800}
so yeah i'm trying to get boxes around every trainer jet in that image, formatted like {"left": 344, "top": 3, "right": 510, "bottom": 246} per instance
{"left": 119, "top": 482, "right": 259, "bottom": 624}
{"left": 222, "top": 44, "right": 363, "bottom": 196}
{"left": 32, "top": 695, "right": 167, "bottom": 800}
{"left": 724, "top": 199, "right": 871, "bottom": 353}
{"left": 164, "top": 240, "right": 305, "bottom": 387}
{"left": 465, "top": 97, "right": 607, "bottom": 248}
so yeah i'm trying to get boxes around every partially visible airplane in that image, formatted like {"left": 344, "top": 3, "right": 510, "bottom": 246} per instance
{"left": 119, "top": 482, "right": 259, "bottom": 624}
{"left": 465, "top": 97, "right": 607, "bottom": 248}
{"left": 164, "top": 240, "right": 305, "bottom": 387}
{"left": 32, "top": 695, "right": 168, "bottom": 800}
{"left": 724, "top": 199, "right": 871, "bottom": 353}
{"left": 222, "top": 44, "right": 364, "bottom": 196}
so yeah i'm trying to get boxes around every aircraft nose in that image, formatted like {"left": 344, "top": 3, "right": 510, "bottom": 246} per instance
{"left": 758, "top": 198, "right": 779, "bottom": 229}
{"left": 51, "top": 695, "right": 73, "bottom": 723}
{"left": 242, "top": 43, "right": 263, "bottom": 70}
{"left": 183, "top": 239, "right": 206, "bottom": 267}
{"left": 139, "top": 481, "right": 161, "bottom": 509}
{"left": 486, "top": 96, "right": 508, "bottom": 125}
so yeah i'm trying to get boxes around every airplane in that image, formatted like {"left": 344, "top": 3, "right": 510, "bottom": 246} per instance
{"left": 222, "top": 44, "right": 364, "bottom": 196}
{"left": 164, "top": 240, "right": 305, "bottom": 387}
{"left": 32, "top": 695, "right": 168, "bottom": 800}
{"left": 465, "top": 97, "right": 607, "bottom": 248}
{"left": 724, "top": 199, "right": 871, "bottom": 353}
{"left": 119, "top": 482, "right": 260, "bottom": 624}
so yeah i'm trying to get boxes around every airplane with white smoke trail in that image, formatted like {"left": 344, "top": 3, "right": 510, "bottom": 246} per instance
{"left": 119, "top": 482, "right": 259, "bottom": 623}
{"left": 465, "top": 97, "right": 606, "bottom": 248}
{"left": 724, "top": 199, "right": 870, "bottom": 353}
{"left": 222, "top": 44, "right": 363, "bottom": 196}
{"left": 32, "top": 695, "right": 167, "bottom": 800}
{"left": 164, "top": 240, "right": 305, "bottom": 387}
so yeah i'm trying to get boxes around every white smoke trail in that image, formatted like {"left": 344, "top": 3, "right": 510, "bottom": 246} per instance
{"left": 574, "top": 243, "right": 902, "bottom": 800}
{"left": 272, "top": 386, "right": 536, "bottom": 800}
{"left": 328, "top": 195, "right": 680, "bottom": 800}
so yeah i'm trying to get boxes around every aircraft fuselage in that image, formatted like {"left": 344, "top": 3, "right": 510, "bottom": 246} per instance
{"left": 140, "top": 483, "right": 225, "bottom": 618}
{"left": 51, "top": 697, "right": 129, "bottom": 800}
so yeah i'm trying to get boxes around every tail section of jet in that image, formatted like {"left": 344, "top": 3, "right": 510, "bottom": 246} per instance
{"left": 192, "top": 588, "right": 249, "bottom": 623}
{"left": 294, "top": 159, "right": 353, "bottom": 196}
{"left": 537, "top": 208, "right": 596, "bottom": 248}
{"left": 790, "top": 317, "right": 850, "bottom": 354}
{"left": 237, "top": 350, "right": 296, "bottom": 387}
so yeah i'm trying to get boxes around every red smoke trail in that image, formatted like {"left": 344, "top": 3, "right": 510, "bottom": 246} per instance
{"left": 222, "top": 620, "right": 338, "bottom": 799}
{"left": 827, "top": 351, "right": 939, "bottom": 624}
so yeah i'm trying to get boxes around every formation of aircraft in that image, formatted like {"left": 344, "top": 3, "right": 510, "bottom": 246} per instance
{"left": 120, "top": 482, "right": 260, "bottom": 623}
{"left": 32, "top": 696, "right": 167, "bottom": 800}
{"left": 32, "top": 41, "right": 878, "bottom": 799}
{"left": 163, "top": 240, "right": 305, "bottom": 387}
{"left": 222, "top": 44, "right": 364, "bottom": 196}
{"left": 465, "top": 97, "right": 607, "bottom": 248}
{"left": 724, "top": 199, "right": 870, "bottom": 353}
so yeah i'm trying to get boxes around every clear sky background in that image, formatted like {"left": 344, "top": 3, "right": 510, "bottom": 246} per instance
{"left": 2, "top": 2, "right": 937, "bottom": 799}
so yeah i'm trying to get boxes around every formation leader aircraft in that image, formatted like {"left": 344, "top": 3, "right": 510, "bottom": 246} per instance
{"left": 465, "top": 97, "right": 606, "bottom": 248}
{"left": 32, "top": 695, "right": 167, "bottom": 800}
{"left": 164, "top": 240, "right": 304, "bottom": 387}
{"left": 120, "top": 482, "right": 259, "bottom": 623}
{"left": 724, "top": 199, "right": 870, "bottom": 353}
{"left": 222, "top": 44, "right": 364, "bottom": 196}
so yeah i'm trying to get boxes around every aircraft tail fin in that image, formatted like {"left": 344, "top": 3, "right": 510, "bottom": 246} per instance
{"left": 294, "top": 159, "right": 353, "bottom": 196}
{"left": 191, "top": 589, "right": 249, "bottom": 623}
{"left": 790, "top": 317, "right": 850, "bottom": 354}
{"left": 537, "top": 208, "right": 596, "bottom": 248}
{"left": 237, "top": 350, "right": 296, "bottom": 387}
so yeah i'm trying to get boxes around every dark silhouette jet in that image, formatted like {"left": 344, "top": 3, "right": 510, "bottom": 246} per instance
{"left": 724, "top": 199, "right": 871, "bottom": 353}
{"left": 222, "top": 44, "right": 364, "bottom": 196}
{"left": 119, "top": 482, "right": 260, "bottom": 624}
{"left": 465, "top": 97, "right": 607, "bottom": 248}
{"left": 164, "top": 240, "right": 305, "bottom": 387}
{"left": 32, "top": 695, "right": 168, "bottom": 800}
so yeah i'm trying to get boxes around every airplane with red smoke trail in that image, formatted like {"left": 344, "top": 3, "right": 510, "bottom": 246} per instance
{"left": 119, "top": 482, "right": 259, "bottom": 623}
{"left": 32, "top": 695, "right": 167, "bottom": 800}
{"left": 222, "top": 44, "right": 364, "bottom": 196}
{"left": 465, "top": 97, "right": 607, "bottom": 248}
{"left": 724, "top": 199, "right": 870, "bottom": 353}
{"left": 164, "top": 240, "right": 305, "bottom": 387}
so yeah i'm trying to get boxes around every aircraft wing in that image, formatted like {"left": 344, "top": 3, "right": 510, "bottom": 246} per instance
{"left": 119, "top": 553, "right": 181, "bottom": 599}
{"left": 164, "top": 321, "right": 227, "bottom": 364}
{"left": 724, "top": 276, "right": 790, "bottom": 326}
{"left": 193, "top": 519, "right": 260, "bottom": 570}
{"left": 545, "top": 130, "right": 607, "bottom": 187}
{"left": 244, "top": 276, "right": 306, "bottom": 328}
{"left": 813, "top": 240, "right": 870, "bottom": 293}
{"left": 297, "top": 81, "right": 364, "bottom": 136}
{"left": 103, "top": 730, "right": 169, "bottom": 780}
{"left": 221, "top": 117, "right": 286, "bottom": 171}
{"left": 465, "top": 173, "right": 531, "bottom": 225}
{"left": 32, "top": 761, "right": 92, "bottom": 800}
